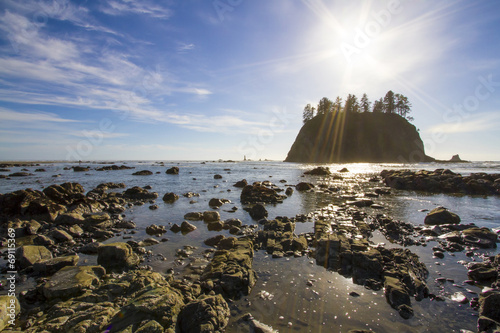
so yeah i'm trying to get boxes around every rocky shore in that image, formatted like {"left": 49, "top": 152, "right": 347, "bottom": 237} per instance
{"left": 0, "top": 165, "right": 499, "bottom": 332}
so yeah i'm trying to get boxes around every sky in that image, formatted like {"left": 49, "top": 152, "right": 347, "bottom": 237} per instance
{"left": 0, "top": 0, "right": 499, "bottom": 162}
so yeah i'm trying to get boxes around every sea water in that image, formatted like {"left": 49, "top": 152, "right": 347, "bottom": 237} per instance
{"left": 1, "top": 160, "right": 499, "bottom": 332}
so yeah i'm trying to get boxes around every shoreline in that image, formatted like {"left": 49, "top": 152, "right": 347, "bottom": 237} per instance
{"left": 0, "top": 164, "right": 499, "bottom": 332}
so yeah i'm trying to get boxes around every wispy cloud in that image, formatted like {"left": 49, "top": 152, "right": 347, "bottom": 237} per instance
{"left": 177, "top": 42, "right": 195, "bottom": 52}
{"left": 427, "top": 112, "right": 500, "bottom": 134}
{"left": 0, "top": 108, "right": 80, "bottom": 123}
{"left": 100, "top": 0, "right": 173, "bottom": 19}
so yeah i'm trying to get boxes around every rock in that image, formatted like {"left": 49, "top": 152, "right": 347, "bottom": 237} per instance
{"left": 166, "top": 166, "right": 179, "bottom": 174}
{"left": 296, "top": 182, "right": 314, "bottom": 191}
{"left": 462, "top": 227, "right": 498, "bottom": 248}
{"left": 132, "top": 170, "right": 153, "bottom": 175}
{"left": 234, "top": 179, "right": 248, "bottom": 187}
{"left": 136, "top": 320, "right": 164, "bottom": 333}
{"left": 116, "top": 220, "right": 136, "bottom": 229}
{"left": 97, "top": 242, "right": 140, "bottom": 272}
{"left": 285, "top": 187, "right": 294, "bottom": 196}
{"left": 451, "top": 291, "right": 468, "bottom": 304}
{"left": 201, "top": 236, "right": 257, "bottom": 299}
{"left": 140, "top": 238, "right": 160, "bottom": 246}
{"left": 450, "top": 154, "right": 464, "bottom": 162}
{"left": 184, "top": 212, "right": 203, "bottom": 220}
{"left": 203, "top": 211, "right": 221, "bottom": 222}
{"left": 384, "top": 276, "right": 413, "bottom": 319}
{"left": 123, "top": 187, "right": 159, "bottom": 200}
{"left": 214, "top": 174, "right": 223, "bottom": 179}
{"left": 176, "top": 295, "right": 230, "bottom": 333}
{"left": 42, "top": 265, "right": 105, "bottom": 300}
{"left": 304, "top": 167, "right": 331, "bottom": 175}
{"left": 240, "top": 184, "right": 286, "bottom": 204}
{"left": 424, "top": 207, "right": 461, "bottom": 225}
{"left": 209, "top": 198, "right": 225, "bottom": 208}
{"left": 170, "top": 224, "right": 182, "bottom": 233}
{"left": 49, "top": 228, "right": 74, "bottom": 242}
{"left": 204, "top": 235, "right": 225, "bottom": 247}
{"left": 146, "top": 224, "right": 167, "bottom": 235}
{"left": 72, "top": 166, "right": 90, "bottom": 172}
{"left": 162, "top": 192, "right": 179, "bottom": 203}
{"left": 224, "top": 218, "right": 243, "bottom": 228}
{"left": 8, "top": 172, "right": 32, "bottom": 177}
{"left": 338, "top": 167, "right": 349, "bottom": 172}
{"left": 16, "top": 245, "right": 53, "bottom": 269}
{"left": 478, "top": 291, "right": 500, "bottom": 333}
{"left": 352, "top": 249, "right": 383, "bottom": 287}
{"left": 468, "top": 262, "right": 498, "bottom": 282}
{"left": 249, "top": 204, "right": 268, "bottom": 220}
{"left": 207, "top": 221, "right": 224, "bottom": 231}
{"left": 33, "top": 255, "right": 79, "bottom": 276}
{"left": 0, "top": 295, "right": 20, "bottom": 332}
{"left": 79, "top": 242, "right": 102, "bottom": 254}
{"left": 55, "top": 212, "right": 85, "bottom": 225}
{"left": 181, "top": 221, "right": 197, "bottom": 234}
{"left": 33, "top": 235, "right": 55, "bottom": 246}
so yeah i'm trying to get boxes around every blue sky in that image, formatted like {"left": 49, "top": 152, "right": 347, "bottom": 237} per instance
{"left": 0, "top": 0, "right": 499, "bottom": 161}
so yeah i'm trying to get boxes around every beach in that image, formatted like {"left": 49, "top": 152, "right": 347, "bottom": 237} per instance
{"left": 0, "top": 160, "right": 499, "bottom": 332}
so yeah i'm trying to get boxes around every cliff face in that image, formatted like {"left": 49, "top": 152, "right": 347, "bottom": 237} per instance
{"left": 285, "top": 112, "right": 434, "bottom": 163}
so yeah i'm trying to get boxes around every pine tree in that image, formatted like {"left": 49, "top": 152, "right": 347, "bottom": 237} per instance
{"left": 383, "top": 90, "right": 396, "bottom": 114}
{"left": 360, "top": 93, "right": 371, "bottom": 113}
{"left": 317, "top": 97, "right": 333, "bottom": 116}
{"left": 302, "top": 104, "right": 314, "bottom": 124}
{"left": 373, "top": 98, "right": 384, "bottom": 113}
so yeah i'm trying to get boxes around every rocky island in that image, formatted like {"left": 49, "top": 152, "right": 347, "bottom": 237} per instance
{"left": 285, "top": 112, "right": 434, "bottom": 163}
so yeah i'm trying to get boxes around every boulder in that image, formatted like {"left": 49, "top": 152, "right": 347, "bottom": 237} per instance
{"left": 214, "top": 174, "right": 223, "bottom": 179}
{"left": 296, "top": 182, "right": 314, "bottom": 191}
{"left": 72, "top": 166, "right": 90, "bottom": 172}
{"left": 461, "top": 227, "right": 498, "bottom": 248}
{"left": 42, "top": 265, "right": 105, "bottom": 300}
{"left": 181, "top": 221, "right": 197, "bottom": 234}
{"left": 97, "top": 243, "right": 140, "bottom": 272}
{"left": 203, "top": 211, "right": 220, "bottom": 222}
{"left": 209, "top": 198, "right": 230, "bottom": 208}
{"left": 176, "top": 295, "right": 230, "bottom": 333}
{"left": 478, "top": 291, "right": 500, "bottom": 333}
{"left": 146, "top": 224, "right": 167, "bottom": 235}
{"left": 123, "top": 187, "right": 159, "bottom": 200}
{"left": 424, "top": 207, "right": 460, "bottom": 225}
{"left": 55, "top": 212, "right": 85, "bottom": 225}
{"left": 233, "top": 179, "right": 248, "bottom": 188}
{"left": 384, "top": 276, "right": 413, "bottom": 319}
{"left": 204, "top": 235, "right": 225, "bottom": 247}
{"left": 132, "top": 170, "right": 153, "bottom": 176}
{"left": 201, "top": 237, "right": 257, "bottom": 299}
{"left": 79, "top": 242, "right": 102, "bottom": 254}
{"left": 249, "top": 204, "right": 268, "bottom": 220}
{"left": 162, "top": 192, "right": 179, "bottom": 203}
{"left": 184, "top": 212, "right": 203, "bottom": 220}
{"left": 285, "top": 187, "right": 294, "bottom": 196}
{"left": 8, "top": 172, "right": 32, "bottom": 177}
{"left": 49, "top": 229, "right": 74, "bottom": 243}
{"left": 33, "top": 255, "right": 79, "bottom": 276}
{"left": 0, "top": 295, "right": 20, "bottom": 332}
{"left": 166, "top": 166, "right": 179, "bottom": 174}
{"left": 240, "top": 184, "right": 286, "bottom": 204}
{"left": 304, "top": 167, "right": 331, "bottom": 175}
{"left": 16, "top": 245, "right": 53, "bottom": 269}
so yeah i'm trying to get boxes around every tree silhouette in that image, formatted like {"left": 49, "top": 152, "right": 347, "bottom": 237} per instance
{"left": 302, "top": 104, "right": 314, "bottom": 124}
{"left": 383, "top": 90, "right": 396, "bottom": 114}
{"left": 361, "top": 93, "right": 371, "bottom": 113}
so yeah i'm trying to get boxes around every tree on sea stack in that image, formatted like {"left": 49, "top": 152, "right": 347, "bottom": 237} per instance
{"left": 302, "top": 104, "right": 315, "bottom": 124}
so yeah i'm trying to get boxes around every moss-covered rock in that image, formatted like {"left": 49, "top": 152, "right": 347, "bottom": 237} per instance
{"left": 176, "top": 295, "right": 230, "bottom": 333}
{"left": 42, "top": 265, "right": 105, "bottom": 300}
{"left": 16, "top": 245, "right": 53, "bottom": 269}
{"left": 424, "top": 206, "right": 460, "bottom": 225}
{"left": 97, "top": 242, "right": 140, "bottom": 272}
{"left": 0, "top": 295, "right": 20, "bottom": 332}
{"left": 33, "top": 255, "right": 79, "bottom": 276}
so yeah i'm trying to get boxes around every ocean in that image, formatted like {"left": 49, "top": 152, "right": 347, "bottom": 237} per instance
{"left": 1, "top": 160, "right": 499, "bottom": 332}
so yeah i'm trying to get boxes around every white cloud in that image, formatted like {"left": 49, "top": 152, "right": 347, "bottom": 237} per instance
{"left": 427, "top": 112, "right": 500, "bottom": 134}
{"left": 177, "top": 43, "right": 195, "bottom": 52}
{"left": 0, "top": 108, "right": 80, "bottom": 123}
{"left": 100, "top": 1, "right": 173, "bottom": 19}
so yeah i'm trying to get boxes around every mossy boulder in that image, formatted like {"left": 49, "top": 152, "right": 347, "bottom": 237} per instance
{"left": 176, "top": 295, "right": 230, "bottom": 333}
{"left": 0, "top": 295, "right": 20, "bottom": 332}
{"left": 42, "top": 265, "right": 105, "bottom": 300}
{"left": 16, "top": 245, "right": 53, "bottom": 269}
{"left": 98, "top": 242, "right": 140, "bottom": 272}
{"left": 424, "top": 207, "right": 460, "bottom": 225}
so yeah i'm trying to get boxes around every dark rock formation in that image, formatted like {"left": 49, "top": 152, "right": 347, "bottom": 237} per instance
{"left": 381, "top": 169, "right": 500, "bottom": 195}
{"left": 424, "top": 207, "right": 461, "bottom": 225}
{"left": 304, "top": 167, "right": 331, "bottom": 175}
{"left": 240, "top": 184, "right": 286, "bottom": 204}
{"left": 166, "top": 166, "right": 179, "bottom": 174}
{"left": 132, "top": 170, "right": 153, "bottom": 175}
{"left": 163, "top": 192, "right": 179, "bottom": 203}
{"left": 97, "top": 242, "right": 140, "bottom": 272}
{"left": 96, "top": 165, "right": 134, "bottom": 171}
{"left": 285, "top": 112, "right": 434, "bottom": 163}
{"left": 176, "top": 295, "right": 230, "bottom": 333}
